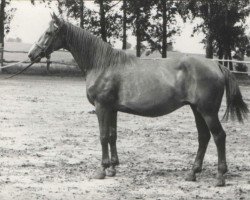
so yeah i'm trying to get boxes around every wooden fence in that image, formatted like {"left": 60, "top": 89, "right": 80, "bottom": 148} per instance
{"left": 0, "top": 44, "right": 249, "bottom": 76}
{"left": 0, "top": 47, "right": 77, "bottom": 73}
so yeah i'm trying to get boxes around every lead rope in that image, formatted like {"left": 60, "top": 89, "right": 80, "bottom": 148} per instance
{"left": 1, "top": 55, "right": 41, "bottom": 79}
{"left": 0, "top": 59, "right": 30, "bottom": 69}
{"left": 5, "top": 60, "right": 36, "bottom": 79}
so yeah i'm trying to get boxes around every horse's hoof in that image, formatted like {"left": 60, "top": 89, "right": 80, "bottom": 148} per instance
{"left": 93, "top": 171, "right": 106, "bottom": 179}
{"left": 216, "top": 177, "right": 225, "bottom": 187}
{"left": 185, "top": 173, "right": 196, "bottom": 182}
{"left": 106, "top": 168, "right": 116, "bottom": 177}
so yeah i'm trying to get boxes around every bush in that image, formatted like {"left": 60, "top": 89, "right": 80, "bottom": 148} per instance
{"left": 235, "top": 63, "right": 248, "bottom": 72}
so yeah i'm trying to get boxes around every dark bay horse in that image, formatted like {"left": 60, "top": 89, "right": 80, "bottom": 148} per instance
{"left": 28, "top": 14, "right": 248, "bottom": 186}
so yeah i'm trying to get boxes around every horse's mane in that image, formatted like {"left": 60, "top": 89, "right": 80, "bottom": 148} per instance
{"left": 64, "top": 22, "right": 137, "bottom": 70}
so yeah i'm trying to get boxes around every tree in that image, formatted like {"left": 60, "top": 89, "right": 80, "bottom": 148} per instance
{"left": 61, "top": 0, "right": 85, "bottom": 28}
{"left": 57, "top": 0, "right": 96, "bottom": 30}
{"left": 181, "top": 0, "right": 250, "bottom": 65}
{"left": 146, "top": 0, "right": 179, "bottom": 58}
{"left": 6, "top": 36, "right": 22, "bottom": 42}
{"left": 0, "top": 0, "right": 16, "bottom": 48}
{"left": 93, "top": 0, "right": 122, "bottom": 43}
{"left": 47, "top": 0, "right": 122, "bottom": 44}
{"left": 126, "top": 0, "right": 154, "bottom": 57}
{"left": 121, "top": 0, "right": 127, "bottom": 50}
{"left": 125, "top": 0, "right": 179, "bottom": 57}
{"left": 0, "top": 0, "right": 5, "bottom": 46}
{"left": 97, "top": 0, "right": 107, "bottom": 41}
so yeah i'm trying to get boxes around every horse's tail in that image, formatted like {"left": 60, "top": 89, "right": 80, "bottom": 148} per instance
{"left": 219, "top": 65, "right": 249, "bottom": 122}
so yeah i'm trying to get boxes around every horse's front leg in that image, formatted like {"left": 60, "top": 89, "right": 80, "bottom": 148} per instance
{"left": 94, "top": 103, "right": 111, "bottom": 179}
{"left": 106, "top": 111, "right": 119, "bottom": 177}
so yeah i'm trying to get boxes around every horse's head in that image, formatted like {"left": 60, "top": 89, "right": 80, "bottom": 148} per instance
{"left": 28, "top": 13, "right": 64, "bottom": 62}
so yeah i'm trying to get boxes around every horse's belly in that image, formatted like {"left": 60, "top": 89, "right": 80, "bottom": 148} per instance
{"left": 117, "top": 95, "right": 185, "bottom": 117}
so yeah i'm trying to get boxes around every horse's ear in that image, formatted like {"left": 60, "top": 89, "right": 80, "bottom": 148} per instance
{"left": 51, "top": 12, "right": 62, "bottom": 28}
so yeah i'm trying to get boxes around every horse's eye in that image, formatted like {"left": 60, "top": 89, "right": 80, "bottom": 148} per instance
{"left": 46, "top": 32, "right": 52, "bottom": 36}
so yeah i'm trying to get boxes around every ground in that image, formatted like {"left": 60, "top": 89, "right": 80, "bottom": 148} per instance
{"left": 0, "top": 75, "right": 249, "bottom": 200}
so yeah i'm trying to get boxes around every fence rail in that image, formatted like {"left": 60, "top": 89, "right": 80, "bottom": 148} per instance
{"left": 0, "top": 46, "right": 249, "bottom": 75}
{"left": 3, "top": 59, "right": 77, "bottom": 66}
{"left": 3, "top": 49, "right": 69, "bottom": 54}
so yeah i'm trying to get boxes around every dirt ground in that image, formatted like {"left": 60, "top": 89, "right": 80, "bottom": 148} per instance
{"left": 0, "top": 75, "right": 249, "bottom": 200}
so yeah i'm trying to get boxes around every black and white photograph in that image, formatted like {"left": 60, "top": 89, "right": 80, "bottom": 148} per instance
{"left": 0, "top": 0, "right": 249, "bottom": 199}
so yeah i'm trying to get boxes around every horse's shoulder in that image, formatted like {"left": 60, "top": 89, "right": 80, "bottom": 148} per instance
{"left": 86, "top": 71, "right": 119, "bottom": 105}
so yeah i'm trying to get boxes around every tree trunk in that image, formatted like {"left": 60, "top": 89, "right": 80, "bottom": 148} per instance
{"left": 206, "top": 33, "right": 213, "bottom": 58}
{"left": 99, "top": 0, "right": 107, "bottom": 42}
{"left": 0, "top": 0, "right": 5, "bottom": 68}
{"left": 79, "top": 0, "right": 84, "bottom": 28}
{"left": 122, "top": 0, "right": 127, "bottom": 50}
{"left": 135, "top": 2, "right": 141, "bottom": 57}
{"left": 0, "top": 0, "right": 5, "bottom": 46}
{"left": 218, "top": 44, "right": 223, "bottom": 65}
{"left": 224, "top": 53, "right": 228, "bottom": 68}
{"left": 162, "top": 0, "right": 167, "bottom": 58}
{"left": 206, "top": 2, "right": 213, "bottom": 59}
{"left": 227, "top": 49, "right": 233, "bottom": 70}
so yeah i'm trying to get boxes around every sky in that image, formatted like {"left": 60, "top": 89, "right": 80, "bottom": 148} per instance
{"left": 7, "top": 0, "right": 206, "bottom": 54}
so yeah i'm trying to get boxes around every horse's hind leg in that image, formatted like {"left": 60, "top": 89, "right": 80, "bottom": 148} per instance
{"left": 202, "top": 114, "right": 228, "bottom": 186}
{"left": 106, "top": 111, "right": 119, "bottom": 177}
{"left": 186, "top": 106, "right": 211, "bottom": 182}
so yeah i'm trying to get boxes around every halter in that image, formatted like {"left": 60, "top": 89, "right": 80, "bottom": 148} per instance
{"left": 35, "top": 24, "right": 61, "bottom": 58}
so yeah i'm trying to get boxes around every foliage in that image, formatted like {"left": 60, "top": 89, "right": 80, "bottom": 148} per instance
{"left": 4, "top": 1, "right": 16, "bottom": 35}
{"left": 6, "top": 36, "right": 22, "bottom": 42}
{"left": 180, "top": 0, "right": 250, "bottom": 60}
{"left": 55, "top": 1, "right": 98, "bottom": 31}
{"left": 145, "top": 0, "right": 180, "bottom": 55}
{"left": 30, "top": 0, "right": 181, "bottom": 57}
{"left": 52, "top": 0, "right": 122, "bottom": 44}
{"left": 0, "top": 0, "right": 16, "bottom": 36}
{"left": 94, "top": 0, "right": 122, "bottom": 43}
{"left": 235, "top": 63, "right": 248, "bottom": 72}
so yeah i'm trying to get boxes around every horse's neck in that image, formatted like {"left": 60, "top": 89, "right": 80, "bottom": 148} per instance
{"left": 68, "top": 46, "right": 85, "bottom": 71}
{"left": 64, "top": 40, "right": 86, "bottom": 72}
{"left": 62, "top": 24, "right": 136, "bottom": 74}
{"left": 63, "top": 26, "right": 92, "bottom": 72}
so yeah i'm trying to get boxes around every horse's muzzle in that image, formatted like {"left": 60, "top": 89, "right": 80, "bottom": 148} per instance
{"left": 28, "top": 53, "right": 42, "bottom": 63}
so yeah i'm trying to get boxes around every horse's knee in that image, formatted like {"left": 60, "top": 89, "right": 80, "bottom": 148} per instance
{"left": 100, "top": 134, "right": 109, "bottom": 145}
{"left": 109, "top": 128, "right": 117, "bottom": 143}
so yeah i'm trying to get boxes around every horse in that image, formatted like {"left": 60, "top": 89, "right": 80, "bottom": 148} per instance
{"left": 28, "top": 14, "right": 248, "bottom": 187}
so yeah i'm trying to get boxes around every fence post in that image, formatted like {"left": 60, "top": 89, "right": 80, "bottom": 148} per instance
{"left": 46, "top": 55, "right": 51, "bottom": 73}
{"left": 0, "top": 43, "right": 3, "bottom": 72}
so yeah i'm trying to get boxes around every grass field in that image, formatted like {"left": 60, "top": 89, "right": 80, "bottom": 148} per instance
{"left": 0, "top": 75, "right": 249, "bottom": 200}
